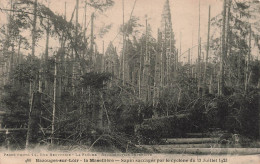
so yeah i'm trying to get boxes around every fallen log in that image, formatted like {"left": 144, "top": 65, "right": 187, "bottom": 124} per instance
{"left": 0, "top": 128, "right": 28, "bottom": 132}
{"left": 185, "top": 133, "right": 210, "bottom": 138}
{"left": 164, "top": 138, "right": 219, "bottom": 144}
{"left": 143, "top": 114, "right": 189, "bottom": 122}
{"left": 138, "top": 144, "right": 222, "bottom": 149}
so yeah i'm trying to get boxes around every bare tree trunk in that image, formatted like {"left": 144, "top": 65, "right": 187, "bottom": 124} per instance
{"left": 72, "top": 50, "right": 76, "bottom": 97}
{"left": 25, "top": 90, "right": 34, "bottom": 149}
{"left": 245, "top": 25, "right": 251, "bottom": 93}
{"left": 97, "top": 91, "right": 103, "bottom": 130}
{"left": 26, "top": 0, "right": 37, "bottom": 149}
{"left": 38, "top": 60, "right": 42, "bottom": 93}
{"left": 76, "top": 0, "right": 79, "bottom": 41}
{"left": 169, "top": 28, "right": 173, "bottom": 84}
{"left": 9, "top": 0, "right": 15, "bottom": 84}
{"left": 197, "top": 0, "right": 201, "bottom": 96}
{"left": 44, "top": 15, "right": 50, "bottom": 93}
{"left": 179, "top": 31, "right": 182, "bottom": 73}
{"left": 203, "top": 5, "right": 211, "bottom": 96}
{"left": 226, "top": 0, "right": 231, "bottom": 86}
{"left": 17, "top": 36, "right": 22, "bottom": 65}
{"left": 144, "top": 18, "right": 150, "bottom": 102}
{"left": 122, "top": 0, "right": 125, "bottom": 85}
{"left": 51, "top": 57, "right": 57, "bottom": 145}
{"left": 90, "top": 13, "right": 94, "bottom": 72}
{"left": 72, "top": 0, "right": 79, "bottom": 96}
{"left": 31, "top": 0, "right": 37, "bottom": 57}
{"left": 10, "top": 42, "right": 14, "bottom": 84}
{"left": 161, "top": 51, "right": 164, "bottom": 87}
{"left": 102, "top": 41, "right": 105, "bottom": 72}
{"left": 188, "top": 48, "right": 191, "bottom": 78}
{"left": 83, "top": 2, "right": 87, "bottom": 42}
{"left": 174, "top": 49, "right": 178, "bottom": 78}
{"left": 218, "top": 0, "right": 227, "bottom": 96}
{"left": 198, "top": 38, "right": 202, "bottom": 96}
{"left": 209, "top": 73, "right": 213, "bottom": 94}
{"left": 139, "top": 46, "right": 142, "bottom": 99}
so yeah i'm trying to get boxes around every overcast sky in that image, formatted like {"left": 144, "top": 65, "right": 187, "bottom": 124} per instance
{"left": 0, "top": 0, "right": 224, "bottom": 62}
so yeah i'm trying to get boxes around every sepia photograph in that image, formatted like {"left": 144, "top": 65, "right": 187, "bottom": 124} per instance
{"left": 0, "top": 0, "right": 260, "bottom": 163}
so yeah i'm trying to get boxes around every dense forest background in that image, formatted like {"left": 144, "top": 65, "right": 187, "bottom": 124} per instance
{"left": 0, "top": 0, "right": 260, "bottom": 151}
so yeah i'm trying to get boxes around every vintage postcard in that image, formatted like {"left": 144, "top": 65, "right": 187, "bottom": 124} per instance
{"left": 0, "top": 0, "right": 260, "bottom": 163}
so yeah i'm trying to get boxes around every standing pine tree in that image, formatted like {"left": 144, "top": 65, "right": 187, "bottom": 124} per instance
{"left": 158, "top": 0, "right": 176, "bottom": 87}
